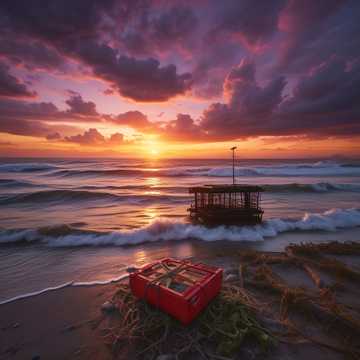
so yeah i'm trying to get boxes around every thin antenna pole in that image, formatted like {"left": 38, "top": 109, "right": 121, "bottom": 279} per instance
{"left": 230, "top": 146, "right": 237, "bottom": 185}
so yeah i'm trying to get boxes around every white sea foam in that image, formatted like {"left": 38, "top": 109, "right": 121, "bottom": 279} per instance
{"left": 1, "top": 208, "right": 360, "bottom": 247}
{"left": 0, "top": 282, "right": 73, "bottom": 305}
{"left": 0, "top": 274, "right": 131, "bottom": 306}
{"left": 72, "top": 273, "right": 129, "bottom": 286}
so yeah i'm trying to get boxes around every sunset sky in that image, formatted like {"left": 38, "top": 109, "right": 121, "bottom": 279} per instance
{"left": 0, "top": 0, "right": 359, "bottom": 158}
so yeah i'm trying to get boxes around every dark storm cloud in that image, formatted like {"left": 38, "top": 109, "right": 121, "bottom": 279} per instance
{"left": 0, "top": 0, "right": 359, "bottom": 141}
{"left": 0, "top": 0, "right": 116, "bottom": 42}
{"left": 198, "top": 57, "right": 360, "bottom": 140}
{"left": 0, "top": 38, "right": 63, "bottom": 70}
{"left": 73, "top": 40, "right": 192, "bottom": 101}
{"left": 276, "top": 0, "right": 359, "bottom": 73}
{"left": 276, "top": 57, "right": 360, "bottom": 136}
{"left": 162, "top": 56, "right": 360, "bottom": 142}
{"left": 0, "top": 61, "right": 36, "bottom": 98}
{"left": 121, "top": 4, "right": 198, "bottom": 55}
{"left": 0, "top": 0, "right": 192, "bottom": 102}
{"left": 208, "top": 0, "right": 286, "bottom": 47}
{"left": 65, "top": 92, "right": 98, "bottom": 116}
{"left": 199, "top": 59, "right": 286, "bottom": 139}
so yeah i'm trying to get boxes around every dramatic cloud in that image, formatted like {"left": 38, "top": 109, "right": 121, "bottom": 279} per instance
{"left": 199, "top": 59, "right": 286, "bottom": 139}
{"left": 197, "top": 57, "right": 360, "bottom": 140}
{"left": 65, "top": 128, "right": 126, "bottom": 146}
{"left": 0, "top": 94, "right": 101, "bottom": 138}
{"left": 0, "top": 93, "right": 102, "bottom": 125}
{"left": 0, "top": 98, "right": 58, "bottom": 119}
{"left": 74, "top": 40, "right": 192, "bottom": 101}
{"left": 0, "top": 38, "right": 63, "bottom": 70}
{"left": 109, "top": 111, "right": 152, "bottom": 130}
{"left": 163, "top": 114, "right": 205, "bottom": 142}
{"left": 208, "top": 0, "right": 286, "bottom": 47}
{"left": 0, "top": 61, "right": 36, "bottom": 98}
{"left": 0, "top": 0, "right": 116, "bottom": 42}
{"left": 121, "top": 4, "right": 198, "bottom": 55}
{"left": 65, "top": 128, "right": 105, "bottom": 145}
{"left": 277, "top": 57, "right": 360, "bottom": 136}
{"left": 0, "top": 0, "right": 359, "bottom": 149}
{"left": 0, "top": 0, "right": 192, "bottom": 102}
{"left": 277, "top": 0, "right": 358, "bottom": 73}
{"left": 66, "top": 92, "right": 98, "bottom": 116}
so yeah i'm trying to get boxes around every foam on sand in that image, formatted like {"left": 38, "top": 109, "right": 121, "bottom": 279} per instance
{"left": 0, "top": 274, "right": 131, "bottom": 306}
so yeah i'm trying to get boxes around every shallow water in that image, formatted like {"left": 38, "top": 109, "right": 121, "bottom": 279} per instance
{"left": 1, "top": 157, "right": 360, "bottom": 302}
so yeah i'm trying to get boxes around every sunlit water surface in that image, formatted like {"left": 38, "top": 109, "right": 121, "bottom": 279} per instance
{"left": 1, "top": 158, "right": 360, "bottom": 302}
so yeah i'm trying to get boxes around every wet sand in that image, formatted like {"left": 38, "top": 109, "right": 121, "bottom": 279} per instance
{"left": 0, "top": 284, "right": 117, "bottom": 360}
{"left": 1, "top": 243, "right": 360, "bottom": 360}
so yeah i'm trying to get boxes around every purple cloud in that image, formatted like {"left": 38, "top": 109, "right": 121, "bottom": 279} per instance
{"left": 65, "top": 128, "right": 126, "bottom": 146}
{"left": 66, "top": 92, "right": 98, "bottom": 116}
{"left": 109, "top": 111, "right": 152, "bottom": 130}
{"left": 0, "top": 61, "right": 36, "bottom": 98}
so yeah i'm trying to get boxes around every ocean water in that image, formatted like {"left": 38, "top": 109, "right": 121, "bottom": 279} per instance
{"left": 1, "top": 157, "right": 360, "bottom": 303}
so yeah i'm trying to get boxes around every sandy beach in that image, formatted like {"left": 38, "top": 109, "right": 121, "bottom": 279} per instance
{"left": 0, "top": 283, "right": 119, "bottom": 360}
{"left": 1, "top": 242, "right": 359, "bottom": 360}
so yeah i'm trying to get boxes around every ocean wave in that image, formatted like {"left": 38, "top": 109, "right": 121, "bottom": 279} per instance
{"left": 263, "top": 182, "right": 360, "bottom": 193}
{"left": 203, "top": 163, "right": 360, "bottom": 177}
{"left": 0, "top": 163, "right": 57, "bottom": 173}
{"left": 1, "top": 208, "right": 359, "bottom": 247}
{"left": 0, "top": 189, "right": 189, "bottom": 205}
{"left": 0, "top": 179, "right": 41, "bottom": 188}
{"left": 52, "top": 168, "right": 145, "bottom": 177}
{"left": 43, "top": 161, "right": 360, "bottom": 178}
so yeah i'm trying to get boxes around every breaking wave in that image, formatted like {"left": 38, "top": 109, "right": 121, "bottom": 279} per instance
{"left": 1, "top": 208, "right": 359, "bottom": 247}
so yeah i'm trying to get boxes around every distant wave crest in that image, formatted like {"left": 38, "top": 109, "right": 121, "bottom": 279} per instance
{"left": 263, "top": 182, "right": 360, "bottom": 193}
{"left": 1, "top": 208, "right": 359, "bottom": 247}
{"left": 0, "top": 181, "right": 358, "bottom": 207}
{"left": 0, "top": 163, "right": 57, "bottom": 173}
{"left": 42, "top": 161, "right": 360, "bottom": 178}
{"left": 0, "top": 189, "right": 188, "bottom": 205}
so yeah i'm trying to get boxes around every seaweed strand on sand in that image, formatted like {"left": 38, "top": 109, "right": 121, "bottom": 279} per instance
{"left": 100, "top": 241, "right": 360, "bottom": 359}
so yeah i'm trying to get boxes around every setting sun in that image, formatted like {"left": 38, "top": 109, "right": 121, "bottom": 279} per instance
{"left": 150, "top": 148, "right": 159, "bottom": 156}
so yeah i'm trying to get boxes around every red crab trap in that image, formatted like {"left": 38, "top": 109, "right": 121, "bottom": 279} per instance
{"left": 129, "top": 258, "right": 223, "bottom": 325}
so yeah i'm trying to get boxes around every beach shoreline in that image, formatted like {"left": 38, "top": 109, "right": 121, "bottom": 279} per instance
{"left": 1, "top": 242, "right": 359, "bottom": 360}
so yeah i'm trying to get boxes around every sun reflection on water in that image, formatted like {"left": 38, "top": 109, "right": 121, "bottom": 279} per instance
{"left": 144, "top": 207, "right": 159, "bottom": 221}
{"left": 146, "top": 177, "right": 161, "bottom": 188}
